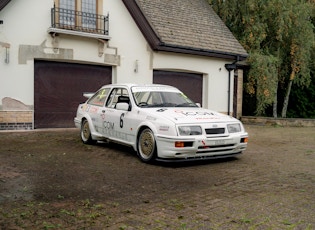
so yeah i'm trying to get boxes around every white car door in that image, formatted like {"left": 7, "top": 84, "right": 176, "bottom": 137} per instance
{"left": 103, "top": 87, "right": 135, "bottom": 144}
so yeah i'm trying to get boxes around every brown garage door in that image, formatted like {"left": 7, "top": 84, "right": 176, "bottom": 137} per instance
{"left": 34, "top": 61, "right": 112, "bottom": 128}
{"left": 153, "top": 70, "right": 203, "bottom": 105}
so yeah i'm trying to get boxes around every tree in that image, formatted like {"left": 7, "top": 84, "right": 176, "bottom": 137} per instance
{"left": 209, "top": 0, "right": 315, "bottom": 117}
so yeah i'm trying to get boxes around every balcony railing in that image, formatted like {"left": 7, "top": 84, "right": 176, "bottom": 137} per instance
{"left": 51, "top": 5, "right": 109, "bottom": 36}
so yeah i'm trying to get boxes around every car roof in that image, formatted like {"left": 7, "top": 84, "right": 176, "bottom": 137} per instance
{"left": 100, "top": 83, "right": 178, "bottom": 90}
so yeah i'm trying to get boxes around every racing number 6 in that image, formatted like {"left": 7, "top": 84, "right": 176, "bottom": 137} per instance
{"left": 120, "top": 113, "right": 125, "bottom": 128}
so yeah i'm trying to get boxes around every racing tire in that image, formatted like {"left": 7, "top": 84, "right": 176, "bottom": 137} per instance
{"left": 137, "top": 128, "right": 157, "bottom": 163}
{"left": 81, "top": 119, "right": 96, "bottom": 144}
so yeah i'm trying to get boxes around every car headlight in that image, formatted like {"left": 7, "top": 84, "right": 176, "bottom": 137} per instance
{"left": 227, "top": 123, "right": 241, "bottom": 133}
{"left": 178, "top": 126, "right": 202, "bottom": 136}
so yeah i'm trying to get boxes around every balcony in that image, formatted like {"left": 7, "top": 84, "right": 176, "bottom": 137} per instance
{"left": 48, "top": 5, "right": 110, "bottom": 40}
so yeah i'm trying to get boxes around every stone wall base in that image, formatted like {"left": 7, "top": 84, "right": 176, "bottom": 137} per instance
{"left": 241, "top": 116, "right": 315, "bottom": 127}
{"left": 0, "top": 111, "right": 33, "bottom": 130}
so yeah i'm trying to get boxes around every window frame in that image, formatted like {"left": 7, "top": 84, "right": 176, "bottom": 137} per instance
{"left": 106, "top": 88, "right": 129, "bottom": 109}
{"left": 54, "top": 0, "right": 103, "bottom": 33}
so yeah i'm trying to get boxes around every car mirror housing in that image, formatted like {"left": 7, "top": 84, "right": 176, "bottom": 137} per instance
{"left": 116, "top": 102, "right": 130, "bottom": 111}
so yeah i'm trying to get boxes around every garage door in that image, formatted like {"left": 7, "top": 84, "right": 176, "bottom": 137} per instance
{"left": 34, "top": 61, "right": 112, "bottom": 128}
{"left": 153, "top": 70, "right": 203, "bottom": 105}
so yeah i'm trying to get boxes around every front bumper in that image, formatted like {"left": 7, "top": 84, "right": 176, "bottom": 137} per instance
{"left": 155, "top": 134, "right": 248, "bottom": 161}
{"left": 74, "top": 117, "right": 81, "bottom": 129}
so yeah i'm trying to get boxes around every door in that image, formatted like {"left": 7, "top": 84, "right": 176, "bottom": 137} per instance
{"left": 153, "top": 70, "right": 203, "bottom": 106}
{"left": 34, "top": 60, "right": 112, "bottom": 128}
{"left": 102, "top": 87, "right": 135, "bottom": 144}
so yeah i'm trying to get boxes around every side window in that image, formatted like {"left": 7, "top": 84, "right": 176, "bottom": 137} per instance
{"left": 87, "top": 88, "right": 109, "bottom": 106}
{"left": 106, "top": 88, "right": 129, "bottom": 108}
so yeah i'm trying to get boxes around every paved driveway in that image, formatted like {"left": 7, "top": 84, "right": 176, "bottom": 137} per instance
{"left": 0, "top": 125, "right": 314, "bottom": 229}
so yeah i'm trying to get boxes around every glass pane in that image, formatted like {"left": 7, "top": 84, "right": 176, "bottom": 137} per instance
{"left": 59, "top": 0, "right": 75, "bottom": 26}
{"left": 81, "top": 0, "right": 97, "bottom": 29}
{"left": 88, "top": 88, "right": 110, "bottom": 106}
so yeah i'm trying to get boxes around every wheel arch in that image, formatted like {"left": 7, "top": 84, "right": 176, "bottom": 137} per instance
{"left": 136, "top": 122, "right": 158, "bottom": 142}
{"left": 80, "top": 114, "right": 97, "bottom": 137}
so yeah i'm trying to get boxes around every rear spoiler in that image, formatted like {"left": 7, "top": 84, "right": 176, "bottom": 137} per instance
{"left": 83, "top": 92, "right": 94, "bottom": 99}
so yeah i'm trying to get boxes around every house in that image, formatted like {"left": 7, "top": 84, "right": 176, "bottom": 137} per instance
{"left": 0, "top": 0, "right": 247, "bottom": 130}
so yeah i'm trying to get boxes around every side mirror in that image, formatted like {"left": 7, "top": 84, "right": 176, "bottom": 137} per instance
{"left": 196, "top": 103, "right": 201, "bottom": 108}
{"left": 116, "top": 102, "right": 130, "bottom": 111}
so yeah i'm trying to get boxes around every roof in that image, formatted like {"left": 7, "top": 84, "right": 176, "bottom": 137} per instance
{"left": 0, "top": 0, "right": 11, "bottom": 11}
{"left": 123, "top": 0, "right": 248, "bottom": 61}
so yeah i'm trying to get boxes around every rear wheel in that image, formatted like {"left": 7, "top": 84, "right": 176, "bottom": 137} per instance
{"left": 137, "top": 128, "right": 157, "bottom": 162}
{"left": 81, "top": 119, "right": 96, "bottom": 144}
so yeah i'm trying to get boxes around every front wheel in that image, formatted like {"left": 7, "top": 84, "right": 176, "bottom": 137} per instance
{"left": 137, "top": 128, "right": 157, "bottom": 163}
{"left": 81, "top": 119, "right": 96, "bottom": 144}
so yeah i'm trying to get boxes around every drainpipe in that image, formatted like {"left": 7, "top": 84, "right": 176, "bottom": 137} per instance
{"left": 224, "top": 63, "right": 237, "bottom": 116}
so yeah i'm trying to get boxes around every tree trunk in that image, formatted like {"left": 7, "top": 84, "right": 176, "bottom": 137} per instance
{"left": 273, "top": 82, "right": 278, "bottom": 118}
{"left": 281, "top": 79, "right": 293, "bottom": 118}
{"left": 273, "top": 90, "right": 278, "bottom": 118}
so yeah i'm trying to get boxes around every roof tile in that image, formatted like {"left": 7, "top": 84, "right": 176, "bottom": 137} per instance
{"left": 135, "top": 0, "right": 247, "bottom": 57}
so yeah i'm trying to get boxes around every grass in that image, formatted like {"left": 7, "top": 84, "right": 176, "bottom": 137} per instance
{"left": 0, "top": 200, "right": 112, "bottom": 229}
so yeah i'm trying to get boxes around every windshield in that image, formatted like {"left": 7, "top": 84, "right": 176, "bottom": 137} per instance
{"left": 132, "top": 87, "right": 198, "bottom": 108}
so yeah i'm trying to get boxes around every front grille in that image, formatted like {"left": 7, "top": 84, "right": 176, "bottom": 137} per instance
{"left": 205, "top": 128, "right": 225, "bottom": 135}
{"left": 198, "top": 144, "right": 234, "bottom": 150}
{"left": 197, "top": 144, "right": 235, "bottom": 153}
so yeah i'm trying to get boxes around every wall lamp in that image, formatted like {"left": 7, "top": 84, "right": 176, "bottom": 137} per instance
{"left": 0, "top": 42, "right": 10, "bottom": 64}
{"left": 134, "top": 60, "right": 139, "bottom": 73}
{"left": 0, "top": 20, "right": 9, "bottom": 64}
{"left": 5, "top": 46, "right": 10, "bottom": 64}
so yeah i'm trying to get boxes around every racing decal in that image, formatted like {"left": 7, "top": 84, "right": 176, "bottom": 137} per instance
{"left": 82, "top": 104, "right": 88, "bottom": 111}
{"left": 83, "top": 104, "right": 91, "bottom": 112}
{"left": 175, "top": 110, "right": 214, "bottom": 116}
{"left": 120, "top": 113, "right": 125, "bottom": 128}
{"left": 195, "top": 117, "right": 219, "bottom": 120}
{"left": 89, "top": 106, "right": 99, "bottom": 114}
{"left": 101, "top": 124, "right": 129, "bottom": 141}
{"left": 157, "top": 108, "right": 167, "bottom": 112}
{"left": 159, "top": 126, "right": 169, "bottom": 131}
{"left": 103, "top": 121, "right": 114, "bottom": 129}
{"left": 100, "top": 113, "right": 106, "bottom": 120}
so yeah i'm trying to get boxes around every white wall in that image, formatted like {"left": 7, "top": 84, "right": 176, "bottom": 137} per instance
{"left": 105, "top": 0, "right": 153, "bottom": 84}
{"left": 0, "top": 0, "right": 54, "bottom": 105}
{"left": 0, "top": 0, "right": 234, "bottom": 113}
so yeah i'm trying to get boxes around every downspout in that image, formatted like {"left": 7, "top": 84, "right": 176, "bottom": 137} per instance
{"left": 224, "top": 56, "right": 239, "bottom": 116}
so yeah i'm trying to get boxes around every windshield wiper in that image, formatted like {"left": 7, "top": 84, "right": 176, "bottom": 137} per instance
{"left": 175, "top": 103, "right": 198, "bottom": 107}
{"left": 147, "top": 103, "right": 176, "bottom": 108}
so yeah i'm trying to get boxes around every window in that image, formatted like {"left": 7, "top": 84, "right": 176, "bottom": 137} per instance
{"left": 59, "top": 0, "right": 75, "bottom": 27}
{"left": 81, "top": 0, "right": 97, "bottom": 30}
{"left": 106, "top": 88, "right": 129, "bottom": 108}
{"left": 87, "top": 88, "right": 110, "bottom": 106}
{"left": 55, "top": 0, "right": 103, "bottom": 32}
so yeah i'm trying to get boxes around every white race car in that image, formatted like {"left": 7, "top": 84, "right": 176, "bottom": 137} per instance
{"left": 74, "top": 84, "right": 248, "bottom": 163}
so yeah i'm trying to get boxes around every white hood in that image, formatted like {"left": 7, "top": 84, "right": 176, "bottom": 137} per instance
{"left": 145, "top": 107, "right": 238, "bottom": 124}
